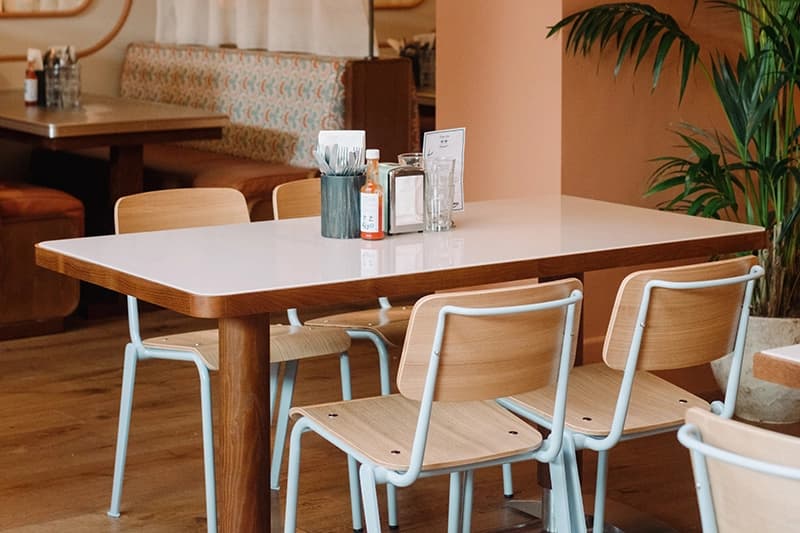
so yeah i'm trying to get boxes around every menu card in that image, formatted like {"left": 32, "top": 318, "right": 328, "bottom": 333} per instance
{"left": 423, "top": 127, "right": 466, "bottom": 211}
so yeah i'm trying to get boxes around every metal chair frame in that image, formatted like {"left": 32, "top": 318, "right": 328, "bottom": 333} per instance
{"left": 108, "top": 297, "right": 219, "bottom": 531}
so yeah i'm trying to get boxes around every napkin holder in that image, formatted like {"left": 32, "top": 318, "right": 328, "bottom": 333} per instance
{"left": 379, "top": 163, "right": 425, "bottom": 234}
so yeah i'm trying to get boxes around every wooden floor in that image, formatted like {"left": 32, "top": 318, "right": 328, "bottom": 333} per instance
{"left": 2, "top": 309, "right": 798, "bottom": 532}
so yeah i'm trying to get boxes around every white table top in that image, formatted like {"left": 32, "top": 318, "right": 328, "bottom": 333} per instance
{"left": 758, "top": 344, "right": 800, "bottom": 363}
{"left": 36, "top": 195, "right": 765, "bottom": 317}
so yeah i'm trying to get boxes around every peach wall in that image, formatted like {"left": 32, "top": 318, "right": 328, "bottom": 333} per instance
{"left": 437, "top": 0, "right": 742, "bottom": 365}
{"left": 436, "top": 0, "right": 563, "bottom": 201}
{"left": 561, "top": 0, "right": 742, "bottom": 360}
{"left": 561, "top": 0, "right": 740, "bottom": 206}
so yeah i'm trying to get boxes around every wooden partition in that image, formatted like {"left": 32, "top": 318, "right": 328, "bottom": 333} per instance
{"left": 345, "top": 57, "right": 419, "bottom": 158}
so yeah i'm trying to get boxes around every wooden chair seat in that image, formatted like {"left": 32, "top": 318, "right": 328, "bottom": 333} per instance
{"left": 292, "top": 393, "right": 543, "bottom": 473}
{"left": 508, "top": 364, "right": 709, "bottom": 436}
{"left": 143, "top": 325, "right": 352, "bottom": 370}
{"left": 305, "top": 307, "right": 411, "bottom": 347}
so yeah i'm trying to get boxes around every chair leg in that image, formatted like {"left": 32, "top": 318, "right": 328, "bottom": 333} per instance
{"left": 359, "top": 464, "right": 382, "bottom": 533}
{"left": 339, "top": 352, "right": 365, "bottom": 532}
{"left": 352, "top": 331, "right": 391, "bottom": 396}
{"left": 271, "top": 360, "right": 298, "bottom": 491}
{"left": 359, "top": 332, "right": 399, "bottom": 528}
{"left": 197, "top": 365, "right": 217, "bottom": 533}
{"left": 269, "top": 362, "right": 279, "bottom": 421}
{"left": 461, "top": 470, "right": 474, "bottom": 533}
{"left": 108, "top": 343, "right": 138, "bottom": 518}
{"left": 502, "top": 463, "right": 514, "bottom": 497}
{"left": 448, "top": 472, "right": 462, "bottom": 533}
{"left": 386, "top": 484, "right": 398, "bottom": 529}
{"left": 340, "top": 351, "right": 353, "bottom": 401}
{"left": 562, "top": 436, "right": 588, "bottom": 533}
{"left": 284, "top": 419, "right": 308, "bottom": 533}
{"left": 348, "top": 455, "right": 365, "bottom": 532}
{"left": 549, "top": 448, "right": 575, "bottom": 533}
{"left": 592, "top": 450, "right": 609, "bottom": 533}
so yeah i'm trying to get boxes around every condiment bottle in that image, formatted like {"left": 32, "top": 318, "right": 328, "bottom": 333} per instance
{"left": 24, "top": 59, "right": 37, "bottom": 106}
{"left": 360, "top": 148, "right": 385, "bottom": 240}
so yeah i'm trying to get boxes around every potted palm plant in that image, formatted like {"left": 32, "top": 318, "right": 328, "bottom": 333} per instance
{"left": 550, "top": 0, "right": 800, "bottom": 421}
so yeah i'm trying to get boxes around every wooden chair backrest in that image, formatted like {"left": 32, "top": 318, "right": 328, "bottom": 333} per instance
{"left": 603, "top": 256, "right": 757, "bottom": 371}
{"left": 397, "top": 278, "right": 582, "bottom": 402}
{"left": 272, "top": 178, "right": 321, "bottom": 220}
{"left": 114, "top": 188, "right": 250, "bottom": 234}
{"left": 685, "top": 407, "right": 800, "bottom": 532}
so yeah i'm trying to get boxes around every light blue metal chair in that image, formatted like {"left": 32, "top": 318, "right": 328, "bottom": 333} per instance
{"left": 106, "top": 188, "right": 353, "bottom": 533}
{"left": 678, "top": 406, "right": 800, "bottom": 532}
{"left": 273, "top": 178, "right": 410, "bottom": 529}
{"left": 283, "top": 278, "right": 584, "bottom": 533}
{"left": 498, "top": 256, "right": 763, "bottom": 532}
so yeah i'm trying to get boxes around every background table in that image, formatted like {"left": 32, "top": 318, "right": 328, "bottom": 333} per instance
{"left": 0, "top": 90, "right": 228, "bottom": 234}
{"left": 36, "top": 195, "right": 766, "bottom": 532}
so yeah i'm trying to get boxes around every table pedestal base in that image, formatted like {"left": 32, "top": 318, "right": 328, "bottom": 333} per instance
{"left": 498, "top": 491, "right": 678, "bottom": 533}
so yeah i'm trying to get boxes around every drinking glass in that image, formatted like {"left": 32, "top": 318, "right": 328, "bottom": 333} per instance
{"left": 45, "top": 63, "right": 80, "bottom": 108}
{"left": 61, "top": 64, "right": 81, "bottom": 108}
{"left": 423, "top": 157, "right": 455, "bottom": 232}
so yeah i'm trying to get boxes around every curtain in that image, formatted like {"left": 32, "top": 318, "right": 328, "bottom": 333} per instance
{"left": 155, "top": 0, "right": 376, "bottom": 57}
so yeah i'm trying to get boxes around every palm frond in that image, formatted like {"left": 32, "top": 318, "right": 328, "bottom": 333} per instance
{"left": 548, "top": 3, "right": 700, "bottom": 100}
{"left": 551, "top": 0, "right": 800, "bottom": 316}
{"left": 646, "top": 129, "right": 741, "bottom": 220}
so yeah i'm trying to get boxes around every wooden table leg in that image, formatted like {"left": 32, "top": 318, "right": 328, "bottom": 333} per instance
{"left": 109, "top": 145, "right": 144, "bottom": 200}
{"left": 79, "top": 144, "right": 146, "bottom": 317}
{"left": 219, "top": 314, "right": 270, "bottom": 532}
{"left": 106, "top": 144, "right": 143, "bottom": 236}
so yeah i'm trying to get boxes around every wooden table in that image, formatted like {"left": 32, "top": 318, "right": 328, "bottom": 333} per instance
{"left": 754, "top": 344, "right": 800, "bottom": 388}
{"left": 35, "top": 195, "right": 766, "bottom": 532}
{"left": 0, "top": 90, "right": 228, "bottom": 234}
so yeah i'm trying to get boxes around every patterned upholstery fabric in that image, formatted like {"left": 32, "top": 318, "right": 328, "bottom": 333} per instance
{"left": 120, "top": 42, "right": 349, "bottom": 168}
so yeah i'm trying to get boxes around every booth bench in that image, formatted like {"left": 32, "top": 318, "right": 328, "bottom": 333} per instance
{"left": 34, "top": 41, "right": 418, "bottom": 223}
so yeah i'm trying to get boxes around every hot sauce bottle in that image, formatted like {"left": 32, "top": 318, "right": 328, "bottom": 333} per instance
{"left": 24, "top": 60, "right": 38, "bottom": 106}
{"left": 360, "top": 148, "right": 385, "bottom": 240}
